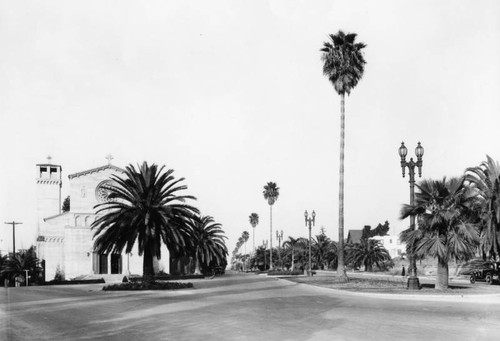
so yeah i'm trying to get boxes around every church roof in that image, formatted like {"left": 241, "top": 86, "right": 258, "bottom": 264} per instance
{"left": 43, "top": 211, "right": 71, "bottom": 222}
{"left": 68, "top": 164, "right": 125, "bottom": 179}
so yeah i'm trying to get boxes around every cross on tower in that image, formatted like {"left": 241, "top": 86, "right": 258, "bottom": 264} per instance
{"left": 105, "top": 154, "right": 114, "bottom": 165}
{"left": 47, "top": 155, "right": 52, "bottom": 164}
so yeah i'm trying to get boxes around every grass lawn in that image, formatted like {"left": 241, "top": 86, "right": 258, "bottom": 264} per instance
{"left": 284, "top": 276, "right": 494, "bottom": 295}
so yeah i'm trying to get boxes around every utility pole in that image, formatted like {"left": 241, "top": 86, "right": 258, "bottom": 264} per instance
{"left": 4, "top": 221, "right": 22, "bottom": 254}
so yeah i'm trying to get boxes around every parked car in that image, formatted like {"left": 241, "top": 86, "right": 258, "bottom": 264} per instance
{"left": 462, "top": 261, "right": 500, "bottom": 285}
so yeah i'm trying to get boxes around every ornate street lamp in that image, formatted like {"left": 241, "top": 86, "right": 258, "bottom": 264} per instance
{"left": 398, "top": 141, "right": 424, "bottom": 290}
{"left": 304, "top": 210, "right": 316, "bottom": 276}
{"left": 276, "top": 230, "right": 283, "bottom": 270}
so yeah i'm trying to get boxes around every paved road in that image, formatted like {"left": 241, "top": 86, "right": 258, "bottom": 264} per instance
{"left": 1, "top": 272, "right": 500, "bottom": 340}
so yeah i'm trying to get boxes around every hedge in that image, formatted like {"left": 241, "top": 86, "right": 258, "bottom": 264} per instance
{"left": 267, "top": 270, "right": 304, "bottom": 276}
{"left": 103, "top": 281, "right": 193, "bottom": 291}
{"left": 43, "top": 278, "right": 105, "bottom": 285}
{"left": 124, "top": 274, "right": 204, "bottom": 282}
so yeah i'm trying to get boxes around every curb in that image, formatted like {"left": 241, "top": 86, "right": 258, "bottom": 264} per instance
{"left": 278, "top": 276, "right": 500, "bottom": 303}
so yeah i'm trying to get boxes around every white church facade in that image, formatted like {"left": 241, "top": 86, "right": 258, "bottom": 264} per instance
{"left": 35, "top": 161, "right": 170, "bottom": 280}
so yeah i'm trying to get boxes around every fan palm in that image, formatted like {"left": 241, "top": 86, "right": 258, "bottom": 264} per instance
{"left": 346, "top": 239, "right": 391, "bottom": 272}
{"left": 465, "top": 156, "right": 500, "bottom": 259}
{"left": 249, "top": 213, "right": 259, "bottom": 254}
{"left": 263, "top": 182, "right": 279, "bottom": 270}
{"left": 321, "top": 30, "right": 366, "bottom": 280}
{"left": 400, "top": 177, "right": 479, "bottom": 290}
{"left": 91, "top": 162, "right": 199, "bottom": 285}
{"left": 190, "top": 215, "right": 227, "bottom": 275}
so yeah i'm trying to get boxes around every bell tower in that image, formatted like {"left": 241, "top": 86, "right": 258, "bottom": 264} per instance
{"left": 36, "top": 156, "right": 62, "bottom": 231}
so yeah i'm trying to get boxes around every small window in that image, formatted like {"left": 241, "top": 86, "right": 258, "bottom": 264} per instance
{"left": 50, "top": 167, "right": 57, "bottom": 173}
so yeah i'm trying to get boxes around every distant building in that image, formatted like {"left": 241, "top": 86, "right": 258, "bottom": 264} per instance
{"left": 371, "top": 235, "right": 406, "bottom": 258}
{"left": 346, "top": 228, "right": 406, "bottom": 259}
{"left": 35, "top": 160, "right": 170, "bottom": 280}
{"left": 346, "top": 230, "right": 363, "bottom": 244}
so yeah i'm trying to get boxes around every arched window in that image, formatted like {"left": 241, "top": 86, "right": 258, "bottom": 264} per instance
{"left": 75, "top": 216, "right": 81, "bottom": 227}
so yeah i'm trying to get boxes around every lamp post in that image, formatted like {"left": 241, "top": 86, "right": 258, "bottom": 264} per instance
{"left": 276, "top": 230, "right": 283, "bottom": 270}
{"left": 263, "top": 240, "right": 268, "bottom": 271}
{"left": 304, "top": 210, "right": 315, "bottom": 276}
{"left": 398, "top": 141, "right": 424, "bottom": 290}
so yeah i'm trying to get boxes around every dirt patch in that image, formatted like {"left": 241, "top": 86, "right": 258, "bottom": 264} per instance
{"left": 284, "top": 277, "right": 491, "bottom": 295}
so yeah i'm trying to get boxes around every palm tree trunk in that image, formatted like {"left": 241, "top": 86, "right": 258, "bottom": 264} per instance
{"left": 337, "top": 92, "right": 348, "bottom": 281}
{"left": 269, "top": 205, "right": 273, "bottom": 271}
{"left": 436, "top": 257, "right": 449, "bottom": 290}
{"left": 493, "top": 219, "right": 498, "bottom": 258}
{"left": 194, "top": 250, "right": 201, "bottom": 275}
{"left": 244, "top": 241, "right": 247, "bottom": 271}
{"left": 291, "top": 248, "right": 295, "bottom": 271}
{"left": 253, "top": 226, "right": 255, "bottom": 255}
{"left": 143, "top": 246, "right": 155, "bottom": 285}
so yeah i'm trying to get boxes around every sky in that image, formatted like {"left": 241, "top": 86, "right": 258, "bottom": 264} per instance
{"left": 1, "top": 1, "right": 499, "bottom": 256}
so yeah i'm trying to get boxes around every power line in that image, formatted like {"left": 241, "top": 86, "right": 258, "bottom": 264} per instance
{"left": 4, "top": 221, "right": 22, "bottom": 254}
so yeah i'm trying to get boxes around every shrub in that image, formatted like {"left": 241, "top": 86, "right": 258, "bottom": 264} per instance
{"left": 267, "top": 270, "right": 303, "bottom": 276}
{"left": 44, "top": 278, "right": 105, "bottom": 285}
{"left": 103, "top": 281, "right": 193, "bottom": 291}
{"left": 125, "top": 274, "right": 204, "bottom": 282}
{"left": 54, "top": 266, "right": 64, "bottom": 281}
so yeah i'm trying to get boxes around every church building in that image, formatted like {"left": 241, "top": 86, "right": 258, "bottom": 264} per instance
{"left": 35, "top": 159, "right": 170, "bottom": 281}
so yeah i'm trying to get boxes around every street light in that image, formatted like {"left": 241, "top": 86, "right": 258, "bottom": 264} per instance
{"left": 398, "top": 141, "right": 424, "bottom": 290}
{"left": 276, "top": 230, "right": 283, "bottom": 270}
{"left": 304, "top": 210, "right": 315, "bottom": 276}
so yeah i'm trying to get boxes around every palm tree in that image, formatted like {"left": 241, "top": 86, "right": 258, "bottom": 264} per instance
{"left": 321, "top": 30, "right": 366, "bottom": 280}
{"left": 249, "top": 213, "right": 259, "bottom": 254}
{"left": 466, "top": 156, "right": 500, "bottom": 259}
{"left": 91, "top": 162, "right": 198, "bottom": 285}
{"left": 0, "top": 246, "right": 42, "bottom": 285}
{"left": 190, "top": 215, "right": 228, "bottom": 275}
{"left": 282, "top": 236, "right": 303, "bottom": 271}
{"left": 242, "top": 231, "right": 250, "bottom": 270}
{"left": 400, "top": 177, "right": 479, "bottom": 290}
{"left": 263, "top": 182, "right": 279, "bottom": 270}
{"left": 312, "top": 233, "right": 338, "bottom": 270}
{"left": 346, "top": 239, "right": 391, "bottom": 272}
{"left": 292, "top": 237, "right": 310, "bottom": 270}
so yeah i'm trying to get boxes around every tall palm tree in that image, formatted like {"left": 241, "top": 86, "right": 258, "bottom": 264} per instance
{"left": 321, "top": 30, "right": 366, "bottom": 280}
{"left": 190, "top": 215, "right": 227, "bottom": 275}
{"left": 249, "top": 213, "right": 259, "bottom": 253}
{"left": 466, "top": 155, "right": 500, "bottom": 259}
{"left": 263, "top": 182, "right": 279, "bottom": 270}
{"left": 346, "top": 239, "right": 391, "bottom": 272}
{"left": 91, "top": 162, "right": 198, "bottom": 285}
{"left": 400, "top": 177, "right": 479, "bottom": 290}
